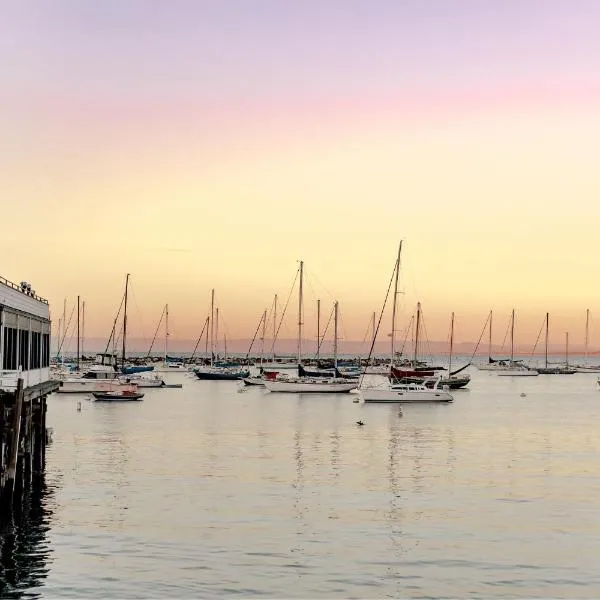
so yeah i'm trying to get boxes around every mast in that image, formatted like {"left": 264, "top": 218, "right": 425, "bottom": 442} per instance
{"left": 390, "top": 241, "right": 402, "bottom": 364}
{"left": 260, "top": 309, "right": 267, "bottom": 368}
{"left": 297, "top": 261, "right": 303, "bottom": 364}
{"left": 545, "top": 312, "right": 549, "bottom": 368}
{"left": 77, "top": 295, "right": 80, "bottom": 370}
{"left": 122, "top": 274, "right": 130, "bottom": 367}
{"left": 209, "top": 289, "right": 214, "bottom": 366}
{"left": 204, "top": 315, "right": 209, "bottom": 360}
{"left": 57, "top": 317, "right": 61, "bottom": 358}
{"left": 510, "top": 308, "right": 515, "bottom": 363}
{"left": 272, "top": 294, "right": 278, "bottom": 360}
{"left": 372, "top": 311, "right": 376, "bottom": 345}
{"left": 413, "top": 302, "right": 421, "bottom": 364}
{"left": 449, "top": 312, "right": 454, "bottom": 375}
{"left": 164, "top": 303, "right": 169, "bottom": 363}
{"left": 215, "top": 307, "right": 219, "bottom": 360}
{"left": 224, "top": 333, "right": 227, "bottom": 360}
{"left": 82, "top": 300, "right": 85, "bottom": 360}
{"left": 585, "top": 308, "right": 589, "bottom": 362}
{"left": 566, "top": 331, "right": 569, "bottom": 367}
{"left": 316, "top": 299, "right": 321, "bottom": 360}
{"left": 333, "top": 301, "right": 339, "bottom": 369}
{"left": 488, "top": 310, "right": 493, "bottom": 362}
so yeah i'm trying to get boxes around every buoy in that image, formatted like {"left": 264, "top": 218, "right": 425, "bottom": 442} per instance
{"left": 352, "top": 398, "right": 359, "bottom": 403}
{"left": 520, "top": 392, "right": 526, "bottom": 397}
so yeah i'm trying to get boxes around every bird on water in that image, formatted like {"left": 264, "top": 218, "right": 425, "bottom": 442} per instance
{"left": 356, "top": 420, "right": 365, "bottom": 426}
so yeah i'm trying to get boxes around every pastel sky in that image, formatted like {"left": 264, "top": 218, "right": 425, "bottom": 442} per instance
{"left": 2, "top": 0, "right": 600, "bottom": 350}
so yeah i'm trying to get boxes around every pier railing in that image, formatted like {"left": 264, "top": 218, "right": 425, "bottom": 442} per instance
{"left": 0, "top": 275, "right": 48, "bottom": 304}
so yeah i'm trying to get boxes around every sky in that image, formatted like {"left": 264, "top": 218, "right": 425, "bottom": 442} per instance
{"left": 2, "top": 0, "right": 600, "bottom": 351}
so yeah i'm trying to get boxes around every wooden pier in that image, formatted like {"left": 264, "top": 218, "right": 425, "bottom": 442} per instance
{"left": 0, "top": 378, "right": 58, "bottom": 512}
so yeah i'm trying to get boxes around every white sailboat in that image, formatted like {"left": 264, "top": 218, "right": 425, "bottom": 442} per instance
{"left": 58, "top": 275, "right": 141, "bottom": 395}
{"left": 359, "top": 241, "right": 454, "bottom": 403}
{"left": 575, "top": 309, "right": 600, "bottom": 372}
{"left": 537, "top": 314, "right": 576, "bottom": 375}
{"left": 496, "top": 309, "right": 539, "bottom": 376}
{"left": 477, "top": 311, "right": 516, "bottom": 371}
{"left": 264, "top": 262, "right": 357, "bottom": 393}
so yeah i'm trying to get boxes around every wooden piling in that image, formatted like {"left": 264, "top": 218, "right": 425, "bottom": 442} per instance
{"left": 0, "top": 378, "right": 57, "bottom": 512}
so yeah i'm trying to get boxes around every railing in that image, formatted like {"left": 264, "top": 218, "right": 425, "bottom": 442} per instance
{"left": 0, "top": 275, "right": 48, "bottom": 304}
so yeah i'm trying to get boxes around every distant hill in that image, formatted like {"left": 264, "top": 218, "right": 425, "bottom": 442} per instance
{"left": 58, "top": 337, "right": 599, "bottom": 356}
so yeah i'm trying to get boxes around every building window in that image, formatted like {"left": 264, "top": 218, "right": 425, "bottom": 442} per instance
{"left": 19, "top": 329, "right": 29, "bottom": 371}
{"left": 42, "top": 333, "right": 50, "bottom": 367}
{"left": 3, "top": 327, "right": 17, "bottom": 370}
{"left": 30, "top": 331, "right": 41, "bottom": 369}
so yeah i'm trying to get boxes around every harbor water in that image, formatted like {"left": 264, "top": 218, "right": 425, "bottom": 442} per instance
{"left": 2, "top": 364, "right": 600, "bottom": 598}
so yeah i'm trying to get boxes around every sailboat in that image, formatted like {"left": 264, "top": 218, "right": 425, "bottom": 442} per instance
{"left": 243, "top": 310, "right": 270, "bottom": 386}
{"left": 359, "top": 242, "right": 453, "bottom": 403}
{"left": 537, "top": 314, "right": 576, "bottom": 374}
{"left": 574, "top": 310, "right": 600, "bottom": 372}
{"left": 194, "top": 290, "right": 250, "bottom": 380}
{"left": 429, "top": 312, "right": 471, "bottom": 389}
{"left": 264, "top": 262, "right": 357, "bottom": 393}
{"left": 496, "top": 309, "right": 538, "bottom": 376}
{"left": 476, "top": 310, "right": 515, "bottom": 371}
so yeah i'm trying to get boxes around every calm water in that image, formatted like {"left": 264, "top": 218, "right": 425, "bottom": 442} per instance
{"left": 3, "top": 363, "right": 600, "bottom": 598}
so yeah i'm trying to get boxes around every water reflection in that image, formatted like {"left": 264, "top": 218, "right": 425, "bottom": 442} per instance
{"left": 0, "top": 479, "right": 54, "bottom": 599}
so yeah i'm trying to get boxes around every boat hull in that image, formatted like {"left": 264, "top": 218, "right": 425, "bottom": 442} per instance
{"left": 194, "top": 368, "right": 250, "bottom": 380}
{"left": 496, "top": 370, "right": 539, "bottom": 376}
{"left": 242, "top": 377, "right": 266, "bottom": 386}
{"left": 56, "top": 379, "right": 134, "bottom": 393}
{"left": 361, "top": 388, "right": 453, "bottom": 403}
{"left": 93, "top": 392, "right": 144, "bottom": 401}
{"left": 264, "top": 379, "right": 357, "bottom": 393}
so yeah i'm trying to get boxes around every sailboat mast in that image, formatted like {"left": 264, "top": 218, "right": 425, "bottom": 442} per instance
{"left": 122, "top": 274, "right": 130, "bottom": 367}
{"left": 82, "top": 301, "right": 85, "bottom": 360}
{"left": 566, "top": 331, "right": 569, "bottom": 367}
{"left": 545, "top": 312, "right": 549, "bottom": 368}
{"left": 165, "top": 304, "right": 169, "bottom": 362}
{"left": 260, "top": 309, "right": 267, "bottom": 368}
{"left": 297, "top": 261, "right": 304, "bottom": 364}
{"left": 449, "top": 312, "right": 454, "bottom": 374}
{"left": 488, "top": 310, "right": 493, "bottom": 361}
{"left": 372, "top": 311, "right": 376, "bottom": 344}
{"left": 390, "top": 241, "right": 402, "bottom": 364}
{"left": 215, "top": 307, "right": 219, "bottom": 360}
{"left": 272, "top": 294, "right": 278, "bottom": 360}
{"left": 77, "top": 295, "right": 80, "bottom": 370}
{"left": 510, "top": 308, "right": 515, "bottom": 363}
{"left": 585, "top": 308, "right": 589, "bottom": 361}
{"left": 210, "top": 289, "right": 214, "bottom": 366}
{"left": 413, "top": 302, "right": 421, "bottom": 364}
{"left": 316, "top": 299, "right": 321, "bottom": 360}
{"left": 204, "top": 315, "right": 209, "bottom": 359}
{"left": 333, "top": 301, "right": 339, "bottom": 369}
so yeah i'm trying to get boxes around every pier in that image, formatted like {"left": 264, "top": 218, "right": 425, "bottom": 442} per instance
{"left": 0, "top": 275, "right": 58, "bottom": 513}
{"left": 0, "top": 378, "right": 58, "bottom": 511}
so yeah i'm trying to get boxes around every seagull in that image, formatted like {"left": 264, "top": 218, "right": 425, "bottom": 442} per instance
{"left": 356, "top": 420, "right": 365, "bottom": 426}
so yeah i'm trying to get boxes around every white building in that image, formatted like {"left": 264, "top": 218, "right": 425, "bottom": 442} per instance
{"left": 0, "top": 276, "right": 51, "bottom": 391}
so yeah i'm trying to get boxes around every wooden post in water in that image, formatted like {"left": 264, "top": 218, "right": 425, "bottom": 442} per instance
{"left": 3, "top": 378, "right": 24, "bottom": 507}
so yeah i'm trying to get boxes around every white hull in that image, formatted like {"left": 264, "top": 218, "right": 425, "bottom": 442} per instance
{"left": 363, "top": 365, "right": 389, "bottom": 375}
{"left": 496, "top": 370, "right": 539, "bottom": 377}
{"left": 361, "top": 386, "right": 453, "bottom": 403}
{"left": 257, "top": 362, "right": 298, "bottom": 371}
{"left": 575, "top": 366, "right": 600, "bottom": 373}
{"left": 57, "top": 379, "right": 137, "bottom": 394}
{"left": 264, "top": 378, "right": 357, "bottom": 393}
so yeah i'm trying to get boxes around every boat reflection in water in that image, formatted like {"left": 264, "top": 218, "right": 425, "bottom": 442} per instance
{"left": 0, "top": 479, "right": 54, "bottom": 599}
